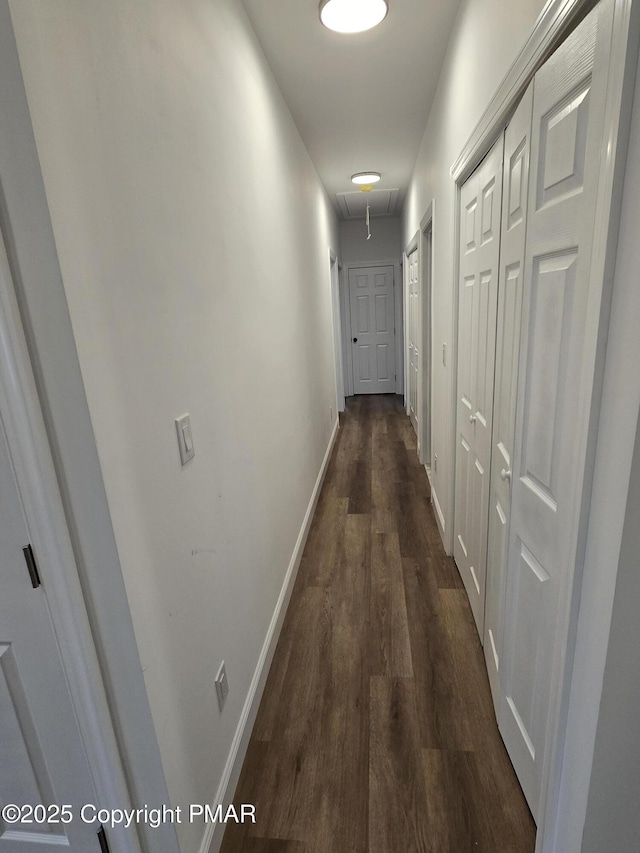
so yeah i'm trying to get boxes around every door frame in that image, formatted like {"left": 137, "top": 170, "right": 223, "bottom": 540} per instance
{"left": 447, "top": 0, "right": 640, "bottom": 851}
{"left": 419, "top": 201, "right": 435, "bottom": 476}
{"left": 329, "top": 250, "right": 345, "bottom": 413}
{"left": 341, "top": 258, "right": 402, "bottom": 397}
{"left": 402, "top": 251, "right": 410, "bottom": 410}
{"left": 403, "top": 234, "right": 419, "bottom": 435}
{"left": 0, "top": 226, "right": 140, "bottom": 853}
{"left": 403, "top": 209, "right": 434, "bottom": 468}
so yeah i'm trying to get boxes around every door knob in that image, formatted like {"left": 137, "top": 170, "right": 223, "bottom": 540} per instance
{"left": 469, "top": 413, "right": 477, "bottom": 424}
{"left": 500, "top": 468, "right": 512, "bottom": 482}
{"left": 353, "top": 337, "right": 358, "bottom": 343}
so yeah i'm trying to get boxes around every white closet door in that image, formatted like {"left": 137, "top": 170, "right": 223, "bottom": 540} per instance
{"left": 484, "top": 83, "right": 533, "bottom": 713}
{"left": 499, "top": 0, "right": 614, "bottom": 819}
{"left": 407, "top": 249, "right": 419, "bottom": 435}
{"left": 453, "top": 137, "right": 504, "bottom": 637}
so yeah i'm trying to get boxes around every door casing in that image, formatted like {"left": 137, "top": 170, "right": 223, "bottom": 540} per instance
{"left": 404, "top": 244, "right": 419, "bottom": 436}
{"left": 419, "top": 203, "right": 435, "bottom": 477}
{"left": 329, "top": 250, "right": 345, "bottom": 413}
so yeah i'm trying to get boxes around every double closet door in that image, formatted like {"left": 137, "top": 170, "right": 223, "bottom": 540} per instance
{"left": 453, "top": 138, "right": 503, "bottom": 637}
{"left": 454, "top": 0, "right": 619, "bottom": 821}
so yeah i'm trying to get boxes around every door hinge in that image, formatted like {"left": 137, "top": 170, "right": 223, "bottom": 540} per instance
{"left": 97, "top": 825, "right": 111, "bottom": 853}
{"left": 22, "top": 544, "right": 41, "bottom": 589}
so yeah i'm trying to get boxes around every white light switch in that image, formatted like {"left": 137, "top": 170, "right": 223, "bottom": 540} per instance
{"left": 175, "top": 414, "right": 195, "bottom": 465}
{"left": 215, "top": 661, "right": 229, "bottom": 712}
{"left": 182, "top": 424, "right": 193, "bottom": 453}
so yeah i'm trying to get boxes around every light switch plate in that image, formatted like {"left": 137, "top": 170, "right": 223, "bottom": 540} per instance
{"left": 175, "top": 414, "right": 195, "bottom": 465}
{"left": 215, "top": 661, "right": 229, "bottom": 712}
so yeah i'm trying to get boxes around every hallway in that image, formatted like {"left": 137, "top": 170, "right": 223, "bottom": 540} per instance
{"left": 221, "top": 395, "right": 535, "bottom": 852}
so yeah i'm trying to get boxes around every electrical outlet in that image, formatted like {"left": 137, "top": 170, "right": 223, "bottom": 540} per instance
{"left": 215, "top": 661, "right": 229, "bottom": 712}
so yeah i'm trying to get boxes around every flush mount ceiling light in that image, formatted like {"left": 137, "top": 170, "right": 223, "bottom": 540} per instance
{"left": 319, "top": 0, "right": 388, "bottom": 34}
{"left": 351, "top": 171, "right": 381, "bottom": 185}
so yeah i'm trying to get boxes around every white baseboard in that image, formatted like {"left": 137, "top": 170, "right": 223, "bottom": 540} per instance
{"left": 431, "top": 485, "right": 446, "bottom": 545}
{"left": 200, "top": 418, "right": 340, "bottom": 853}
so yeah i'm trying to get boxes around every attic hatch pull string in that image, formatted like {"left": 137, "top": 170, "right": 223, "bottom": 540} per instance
{"left": 360, "top": 182, "right": 374, "bottom": 240}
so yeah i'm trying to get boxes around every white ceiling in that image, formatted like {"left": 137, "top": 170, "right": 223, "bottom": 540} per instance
{"left": 240, "top": 0, "right": 463, "bottom": 218}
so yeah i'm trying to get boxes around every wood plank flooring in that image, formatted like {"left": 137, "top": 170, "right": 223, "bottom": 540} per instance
{"left": 221, "top": 395, "right": 535, "bottom": 853}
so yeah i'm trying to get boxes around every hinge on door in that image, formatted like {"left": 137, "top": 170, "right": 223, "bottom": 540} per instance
{"left": 22, "top": 544, "right": 41, "bottom": 589}
{"left": 97, "top": 825, "right": 111, "bottom": 853}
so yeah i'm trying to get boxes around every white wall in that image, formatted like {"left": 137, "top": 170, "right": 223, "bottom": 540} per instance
{"left": 340, "top": 216, "right": 401, "bottom": 265}
{"left": 402, "top": 0, "right": 547, "bottom": 544}
{"left": 0, "top": 5, "right": 178, "bottom": 848}
{"left": 9, "top": 1, "right": 339, "bottom": 851}
{"left": 581, "top": 416, "right": 640, "bottom": 852}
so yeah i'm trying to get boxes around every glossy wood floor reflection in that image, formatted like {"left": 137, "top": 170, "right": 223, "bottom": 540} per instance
{"left": 221, "top": 395, "right": 535, "bottom": 853}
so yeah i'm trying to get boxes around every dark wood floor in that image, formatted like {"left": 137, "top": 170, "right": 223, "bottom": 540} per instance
{"left": 221, "top": 395, "right": 535, "bottom": 853}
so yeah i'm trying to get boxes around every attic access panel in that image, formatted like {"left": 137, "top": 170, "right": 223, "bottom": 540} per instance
{"left": 336, "top": 188, "right": 400, "bottom": 219}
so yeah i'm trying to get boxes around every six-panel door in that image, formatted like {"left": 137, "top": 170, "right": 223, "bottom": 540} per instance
{"left": 453, "top": 137, "right": 504, "bottom": 638}
{"left": 484, "top": 83, "right": 533, "bottom": 714}
{"left": 499, "top": 0, "right": 613, "bottom": 818}
{"left": 349, "top": 266, "right": 396, "bottom": 394}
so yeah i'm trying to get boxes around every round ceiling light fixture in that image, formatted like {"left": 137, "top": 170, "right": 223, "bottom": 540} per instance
{"left": 319, "top": 0, "right": 389, "bottom": 34}
{"left": 351, "top": 171, "right": 381, "bottom": 185}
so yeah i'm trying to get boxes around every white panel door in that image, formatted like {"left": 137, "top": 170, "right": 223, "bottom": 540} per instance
{"left": 0, "top": 420, "right": 102, "bottom": 850}
{"left": 484, "top": 83, "right": 533, "bottom": 713}
{"left": 349, "top": 266, "right": 396, "bottom": 394}
{"left": 407, "top": 249, "right": 419, "bottom": 433}
{"left": 499, "top": 0, "right": 614, "bottom": 819}
{"left": 453, "top": 137, "right": 504, "bottom": 637}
